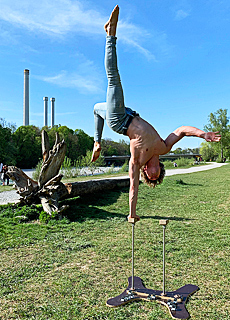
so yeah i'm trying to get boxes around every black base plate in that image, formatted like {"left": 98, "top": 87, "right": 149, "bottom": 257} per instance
{"left": 106, "top": 276, "right": 199, "bottom": 319}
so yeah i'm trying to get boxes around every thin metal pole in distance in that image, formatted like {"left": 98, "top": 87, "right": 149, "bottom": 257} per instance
{"left": 159, "top": 220, "right": 169, "bottom": 295}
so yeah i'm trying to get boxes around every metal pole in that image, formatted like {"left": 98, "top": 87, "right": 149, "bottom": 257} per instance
{"left": 159, "top": 220, "right": 169, "bottom": 295}
{"left": 131, "top": 222, "right": 135, "bottom": 290}
{"left": 163, "top": 225, "right": 166, "bottom": 295}
{"left": 128, "top": 217, "right": 138, "bottom": 290}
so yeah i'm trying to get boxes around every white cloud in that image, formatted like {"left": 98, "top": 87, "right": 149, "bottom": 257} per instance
{"left": 117, "top": 21, "right": 157, "bottom": 61}
{"left": 0, "top": 0, "right": 103, "bottom": 36}
{"left": 175, "top": 9, "right": 190, "bottom": 21}
{"left": 0, "top": 0, "right": 163, "bottom": 60}
{"left": 37, "top": 70, "right": 104, "bottom": 94}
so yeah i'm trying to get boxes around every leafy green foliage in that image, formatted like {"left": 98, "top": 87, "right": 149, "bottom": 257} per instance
{"left": 74, "top": 129, "right": 94, "bottom": 158}
{"left": 39, "top": 211, "right": 59, "bottom": 223}
{"left": 32, "top": 159, "right": 43, "bottom": 181}
{"left": 204, "top": 108, "right": 230, "bottom": 161}
{"left": 161, "top": 160, "right": 174, "bottom": 168}
{"left": 101, "top": 138, "right": 130, "bottom": 156}
{"left": 80, "top": 150, "right": 105, "bottom": 175}
{"left": 119, "top": 160, "right": 129, "bottom": 173}
{"left": 171, "top": 147, "right": 200, "bottom": 154}
{"left": 13, "top": 125, "right": 42, "bottom": 168}
{"left": 176, "top": 157, "right": 194, "bottom": 167}
{"left": 0, "top": 120, "right": 131, "bottom": 170}
{"left": 0, "top": 204, "right": 42, "bottom": 220}
{"left": 200, "top": 141, "right": 218, "bottom": 161}
{"left": 0, "top": 118, "right": 17, "bottom": 165}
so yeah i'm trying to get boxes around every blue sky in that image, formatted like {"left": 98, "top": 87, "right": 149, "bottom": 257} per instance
{"left": 0, "top": 0, "right": 230, "bottom": 149}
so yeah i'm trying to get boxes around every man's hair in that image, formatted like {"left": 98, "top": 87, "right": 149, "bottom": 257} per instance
{"left": 141, "top": 162, "right": 165, "bottom": 188}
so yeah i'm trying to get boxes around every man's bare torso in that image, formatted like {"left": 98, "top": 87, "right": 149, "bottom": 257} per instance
{"left": 127, "top": 116, "right": 168, "bottom": 167}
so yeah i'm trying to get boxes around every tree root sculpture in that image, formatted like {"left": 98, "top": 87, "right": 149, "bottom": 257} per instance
{"left": 7, "top": 130, "right": 68, "bottom": 215}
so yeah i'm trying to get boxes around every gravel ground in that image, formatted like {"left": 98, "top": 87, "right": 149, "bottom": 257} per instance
{"left": 0, "top": 163, "right": 227, "bottom": 205}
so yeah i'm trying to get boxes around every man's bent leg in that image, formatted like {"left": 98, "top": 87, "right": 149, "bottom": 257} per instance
{"left": 91, "top": 103, "right": 107, "bottom": 162}
{"left": 94, "top": 102, "right": 106, "bottom": 143}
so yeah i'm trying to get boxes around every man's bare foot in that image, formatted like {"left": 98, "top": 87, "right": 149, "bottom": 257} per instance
{"left": 104, "top": 5, "right": 119, "bottom": 36}
{"left": 91, "top": 142, "right": 101, "bottom": 162}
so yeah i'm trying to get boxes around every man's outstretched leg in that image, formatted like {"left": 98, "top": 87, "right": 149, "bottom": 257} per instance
{"left": 91, "top": 5, "right": 120, "bottom": 162}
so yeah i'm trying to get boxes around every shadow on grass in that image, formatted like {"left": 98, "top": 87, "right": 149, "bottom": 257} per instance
{"left": 141, "top": 215, "right": 195, "bottom": 222}
{"left": 175, "top": 179, "right": 203, "bottom": 187}
{"left": 61, "top": 187, "right": 195, "bottom": 223}
{"left": 61, "top": 186, "right": 129, "bottom": 222}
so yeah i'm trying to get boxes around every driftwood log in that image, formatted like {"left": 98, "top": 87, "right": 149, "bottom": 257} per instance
{"left": 7, "top": 130, "right": 130, "bottom": 216}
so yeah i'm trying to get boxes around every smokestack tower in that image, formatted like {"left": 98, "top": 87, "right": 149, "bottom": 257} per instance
{"left": 43, "top": 97, "right": 48, "bottom": 126}
{"left": 23, "top": 69, "right": 29, "bottom": 126}
{"left": 50, "top": 97, "right": 55, "bottom": 128}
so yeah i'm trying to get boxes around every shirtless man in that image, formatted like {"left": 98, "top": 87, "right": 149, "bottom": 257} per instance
{"left": 92, "top": 5, "right": 221, "bottom": 221}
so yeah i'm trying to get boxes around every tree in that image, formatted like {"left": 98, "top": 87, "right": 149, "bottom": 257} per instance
{"left": 204, "top": 109, "right": 230, "bottom": 161}
{"left": 0, "top": 118, "right": 17, "bottom": 165}
{"left": 101, "top": 138, "right": 130, "bottom": 156}
{"left": 171, "top": 147, "right": 183, "bottom": 154}
{"left": 57, "top": 126, "right": 78, "bottom": 161}
{"left": 13, "top": 126, "right": 42, "bottom": 168}
{"left": 74, "top": 129, "right": 94, "bottom": 159}
{"left": 200, "top": 142, "right": 218, "bottom": 161}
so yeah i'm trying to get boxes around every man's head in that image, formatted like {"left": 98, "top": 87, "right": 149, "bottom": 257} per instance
{"left": 141, "top": 161, "right": 165, "bottom": 188}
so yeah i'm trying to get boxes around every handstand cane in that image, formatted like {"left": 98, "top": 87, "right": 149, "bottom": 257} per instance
{"left": 106, "top": 217, "right": 199, "bottom": 320}
{"left": 159, "top": 219, "right": 169, "bottom": 296}
{"left": 128, "top": 217, "right": 139, "bottom": 290}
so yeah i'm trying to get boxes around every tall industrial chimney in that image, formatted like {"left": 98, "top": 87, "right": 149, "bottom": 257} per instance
{"left": 23, "top": 69, "right": 29, "bottom": 126}
{"left": 50, "top": 97, "right": 55, "bottom": 128}
{"left": 43, "top": 97, "right": 48, "bottom": 126}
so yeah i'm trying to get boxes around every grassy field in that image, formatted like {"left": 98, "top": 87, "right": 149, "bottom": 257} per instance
{"left": 0, "top": 164, "right": 230, "bottom": 319}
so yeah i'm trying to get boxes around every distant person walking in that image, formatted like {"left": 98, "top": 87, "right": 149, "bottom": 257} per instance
{"left": 2, "top": 165, "right": 9, "bottom": 185}
{"left": 0, "top": 161, "right": 4, "bottom": 185}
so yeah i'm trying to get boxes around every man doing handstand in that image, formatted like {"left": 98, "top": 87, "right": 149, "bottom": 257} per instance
{"left": 92, "top": 5, "right": 221, "bottom": 221}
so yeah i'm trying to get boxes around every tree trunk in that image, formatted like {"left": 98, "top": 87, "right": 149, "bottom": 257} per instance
{"left": 62, "top": 177, "right": 130, "bottom": 200}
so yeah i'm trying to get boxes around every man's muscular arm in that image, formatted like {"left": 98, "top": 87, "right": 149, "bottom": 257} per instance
{"left": 164, "top": 126, "right": 221, "bottom": 152}
{"left": 128, "top": 157, "right": 141, "bottom": 221}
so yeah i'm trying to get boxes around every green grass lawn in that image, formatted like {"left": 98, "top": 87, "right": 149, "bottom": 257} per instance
{"left": 0, "top": 165, "right": 230, "bottom": 319}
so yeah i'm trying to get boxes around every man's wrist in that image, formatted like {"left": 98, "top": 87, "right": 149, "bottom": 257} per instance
{"left": 200, "top": 132, "right": 206, "bottom": 139}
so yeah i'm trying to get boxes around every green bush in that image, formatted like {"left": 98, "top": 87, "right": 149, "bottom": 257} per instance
{"left": 119, "top": 161, "right": 129, "bottom": 173}
{"left": 0, "top": 204, "right": 41, "bottom": 221}
{"left": 176, "top": 157, "right": 194, "bottom": 167}
{"left": 39, "top": 211, "right": 59, "bottom": 223}
{"left": 107, "top": 163, "right": 115, "bottom": 174}
{"left": 32, "top": 159, "right": 43, "bottom": 181}
{"left": 162, "top": 160, "right": 174, "bottom": 169}
{"left": 61, "top": 157, "right": 80, "bottom": 179}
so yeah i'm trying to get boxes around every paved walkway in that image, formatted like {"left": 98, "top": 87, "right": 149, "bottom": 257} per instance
{"left": 0, "top": 163, "right": 228, "bottom": 205}
{"left": 165, "top": 162, "right": 228, "bottom": 176}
